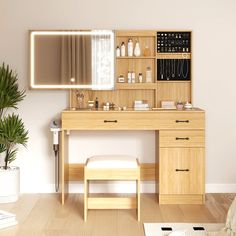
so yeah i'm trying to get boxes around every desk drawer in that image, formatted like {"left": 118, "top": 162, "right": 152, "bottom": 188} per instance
{"left": 159, "top": 148, "right": 205, "bottom": 195}
{"left": 157, "top": 112, "right": 205, "bottom": 130}
{"left": 62, "top": 112, "right": 156, "bottom": 130}
{"left": 159, "top": 130, "right": 205, "bottom": 147}
{"left": 62, "top": 111, "right": 205, "bottom": 130}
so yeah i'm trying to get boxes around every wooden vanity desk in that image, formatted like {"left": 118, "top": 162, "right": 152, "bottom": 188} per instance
{"left": 61, "top": 108, "right": 205, "bottom": 205}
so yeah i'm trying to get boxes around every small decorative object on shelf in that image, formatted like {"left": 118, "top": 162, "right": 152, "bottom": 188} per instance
{"left": 134, "top": 100, "right": 150, "bottom": 110}
{"left": 95, "top": 97, "right": 99, "bottom": 109}
{"left": 116, "top": 46, "right": 121, "bottom": 57}
{"left": 127, "top": 38, "right": 133, "bottom": 57}
{"left": 120, "top": 42, "right": 126, "bottom": 57}
{"left": 103, "top": 102, "right": 110, "bottom": 111}
{"left": 184, "top": 101, "right": 193, "bottom": 109}
{"left": 143, "top": 45, "right": 151, "bottom": 56}
{"left": 138, "top": 73, "right": 143, "bottom": 83}
{"left": 127, "top": 71, "right": 132, "bottom": 83}
{"left": 161, "top": 100, "right": 176, "bottom": 109}
{"left": 134, "top": 39, "right": 141, "bottom": 57}
{"left": 131, "top": 71, "right": 136, "bottom": 83}
{"left": 146, "top": 66, "right": 152, "bottom": 83}
{"left": 176, "top": 101, "right": 184, "bottom": 110}
{"left": 88, "top": 100, "right": 94, "bottom": 109}
{"left": 117, "top": 75, "right": 125, "bottom": 83}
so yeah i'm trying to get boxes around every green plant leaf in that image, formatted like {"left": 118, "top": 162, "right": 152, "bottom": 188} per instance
{"left": 0, "top": 114, "right": 28, "bottom": 147}
{"left": 0, "top": 143, "right": 6, "bottom": 154}
{"left": 0, "top": 114, "right": 28, "bottom": 168}
{"left": 0, "top": 63, "right": 26, "bottom": 118}
{"left": 0, "top": 63, "right": 28, "bottom": 169}
{"left": 6, "top": 149, "right": 18, "bottom": 164}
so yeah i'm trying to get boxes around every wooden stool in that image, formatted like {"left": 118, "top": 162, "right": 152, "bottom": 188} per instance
{"left": 84, "top": 155, "right": 140, "bottom": 222}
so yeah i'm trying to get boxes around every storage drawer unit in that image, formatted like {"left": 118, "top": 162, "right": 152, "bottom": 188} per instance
{"left": 158, "top": 111, "right": 205, "bottom": 204}
{"left": 159, "top": 130, "right": 205, "bottom": 147}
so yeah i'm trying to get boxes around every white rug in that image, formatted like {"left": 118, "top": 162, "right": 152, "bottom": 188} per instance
{"left": 143, "top": 223, "right": 224, "bottom": 236}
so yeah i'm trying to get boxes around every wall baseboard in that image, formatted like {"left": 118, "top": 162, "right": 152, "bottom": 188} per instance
{"left": 205, "top": 184, "right": 236, "bottom": 193}
{"left": 20, "top": 182, "right": 236, "bottom": 193}
{"left": 68, "top": 182, "right": 236, "bottom": 194}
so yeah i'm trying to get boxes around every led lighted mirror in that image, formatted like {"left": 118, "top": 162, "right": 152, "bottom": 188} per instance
{"left": 30, "top": 30, "right": 114, "bottom": 89}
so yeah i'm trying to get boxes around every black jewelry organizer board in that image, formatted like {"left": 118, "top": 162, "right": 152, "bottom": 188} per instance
{"left": 157, "top": 32, "right": 191, "bottom": 53}
{"left": 157, "top": 59, "right": 191, "bottom": 81}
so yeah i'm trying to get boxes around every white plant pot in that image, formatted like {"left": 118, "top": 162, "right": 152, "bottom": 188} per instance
{"left": 0, "top": 166, "right": 20, "bottom": 203}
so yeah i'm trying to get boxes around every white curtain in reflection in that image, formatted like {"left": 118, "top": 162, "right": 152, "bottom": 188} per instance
{"left": 92, "top": 30, "right": 113, "bottom": 88}
{"left": 61, "top": 35, "right": 91, "bottom": 85}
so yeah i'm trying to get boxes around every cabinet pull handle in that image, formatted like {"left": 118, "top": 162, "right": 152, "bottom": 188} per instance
{"left": 175, "top": 120, "right": 189, "bottom": 123}
{"left": 175, "top": 137, "right": 190, "bottom": 140}
{"left": 104, "top": 120, "right": 118, "bottom": 123}
{"left": 175, "top": 169, "right": 189, "bottom": 172}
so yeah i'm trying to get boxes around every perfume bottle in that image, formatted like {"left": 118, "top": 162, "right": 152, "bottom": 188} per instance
{"left": 138, "top": 73, "right": 143, "bottom": 83}
{"left": 120, "top": 42, "right": 126, "bottom": 57}
{"left": 131, "top": 71, "right": 135, "bottom": 83}
{"left": 143, "top": 45, "right": 151, "bottom": 56}
{"left": 127, "top": 71, "right": 132, "bottom": 83}
{"left": 116, "top": 46, "right": 121, "bottom": 57}
{"left": 127, "top": 38, "right": 133, "bottom": 57}
{"left": 134, "top": 39, "right": 141, "bottom": 57}
{"left": 146, "top": 67, "right": 152, "bottom": 83}
{"left": 95, "top": 97, "right": 99, "bottom": 109}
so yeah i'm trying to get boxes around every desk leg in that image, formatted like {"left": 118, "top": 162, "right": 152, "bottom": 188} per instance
{"left": 137, "top": 177, "right": 140, "bottom": 221}
{"left": 84, "top": 178, "right": 88, "bottom": 222}
{"left": 61, "top": 130, "right": 69, "bottom": 204}
{"left": 155, "top": 131, "right": 159, "bottom": 202}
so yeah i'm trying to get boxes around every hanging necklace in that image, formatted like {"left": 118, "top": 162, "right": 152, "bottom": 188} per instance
{"left": 160, "top": 59, "right": 164, "bottom": 79}
{"left": 166, "top": 59, "right": 170, "bottom": 80}
{"left": 182, "top": 59, "right": 189, "bottom": 79}
{"left": 177, "top": 59, "right": 181, "bottom": 78}
{"left": 171, "top": 59, "right": 175, "bottom": 78}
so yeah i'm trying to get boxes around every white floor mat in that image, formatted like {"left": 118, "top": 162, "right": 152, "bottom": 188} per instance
{"left": 143, "top": 223, "right": 224, "bottom": 236}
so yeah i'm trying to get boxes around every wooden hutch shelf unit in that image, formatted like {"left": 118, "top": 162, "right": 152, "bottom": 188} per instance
{"left": 62, "top": 30, "right": 205, "bottom": 205}
{"left": 70, "top": 30, "right": 192, "bottom": 109}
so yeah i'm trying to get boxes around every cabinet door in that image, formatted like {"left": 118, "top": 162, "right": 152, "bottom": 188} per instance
{"left": 159, "top": 148, "right": 205, "bottom": 194}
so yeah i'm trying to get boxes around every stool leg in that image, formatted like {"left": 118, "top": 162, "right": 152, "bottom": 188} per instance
{"left": 84, "top": 179, "right": 87, "bottom": 222}
{"left": 137, "top": 178, "right": 140, "bottom": 221}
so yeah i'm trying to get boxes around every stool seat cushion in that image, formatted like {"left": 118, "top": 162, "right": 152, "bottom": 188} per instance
{"left": 86, "top": 155, "right": 138, "bottom": 169}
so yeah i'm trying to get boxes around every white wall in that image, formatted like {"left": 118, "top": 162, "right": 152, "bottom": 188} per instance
{"left": 1, "top": 0, "right": 236, "bottom": 193}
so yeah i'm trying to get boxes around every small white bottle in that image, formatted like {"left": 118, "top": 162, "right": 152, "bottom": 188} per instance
{"left": 146, "top": 67, "right": 152, "bottom": 83}
{"left": 127, "top": 38, "right": 133, "bottom": 57}
{"left": 134, "top": 39, "right": 141, "bottom": 57}
{"left": 131, "top": 71, "right": 135, "bottom": 83}
{"left": 120, "top": 42, "right": 126, "bottom": 57}
{"left": 127, "top": 71, "right": 132, "bottom": 83}
{"left": 138, "top": 73, "right": 143, "bottom": 83}
{"left": 116, "top": 46, "right": 121, "bottom": 57}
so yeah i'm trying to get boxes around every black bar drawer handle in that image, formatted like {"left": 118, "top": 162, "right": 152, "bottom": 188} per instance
{"left": 104, "top": 120, "right": 118, "bottom": 123}
{"left": 176, "top": 137, "right": 190, "bottom": 140}
{"left": 175, "top": 120, "right": 189, "bottom": 123}
{"left": 175, "top": 169, "right": 189, "bottom": 172}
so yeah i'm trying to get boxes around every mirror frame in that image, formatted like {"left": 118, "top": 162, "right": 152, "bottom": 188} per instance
{"left": 30, "top": 30, "right": 115, "bottom": 89}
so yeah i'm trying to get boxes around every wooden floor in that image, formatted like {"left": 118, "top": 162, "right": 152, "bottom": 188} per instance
{"left": 0, "top": 193, "right": 235, "bottom": 236}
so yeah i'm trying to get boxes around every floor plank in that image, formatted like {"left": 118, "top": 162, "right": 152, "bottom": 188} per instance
{"left": 0, "top": 193, "right": 235, "bottom": 236}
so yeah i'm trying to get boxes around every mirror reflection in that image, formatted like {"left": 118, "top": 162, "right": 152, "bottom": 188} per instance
{"left": 30, "top": 30, "right": 114, "bottom": 89}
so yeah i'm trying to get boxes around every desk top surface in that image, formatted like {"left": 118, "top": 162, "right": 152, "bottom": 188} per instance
{"left": 62, "top": 107, "right": 204, "bottom": 113}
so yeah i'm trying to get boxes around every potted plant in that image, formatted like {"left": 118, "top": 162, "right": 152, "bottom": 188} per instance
{"left": 0, "top": 63, "right": 28, "bottom": 203}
